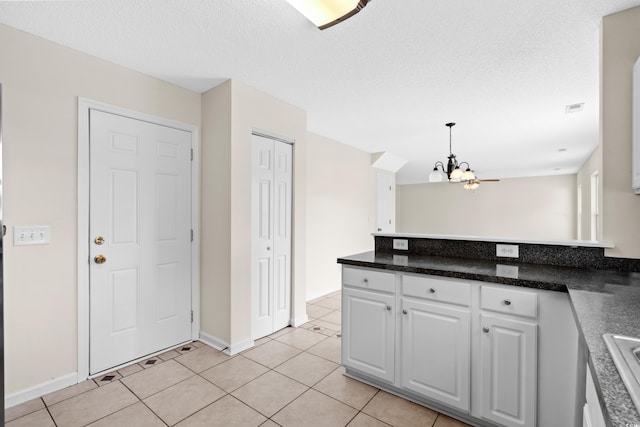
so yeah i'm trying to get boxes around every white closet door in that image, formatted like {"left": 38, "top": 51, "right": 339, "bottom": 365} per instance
{"left": 251, "top": 134, "right": 292, "bottom": 339}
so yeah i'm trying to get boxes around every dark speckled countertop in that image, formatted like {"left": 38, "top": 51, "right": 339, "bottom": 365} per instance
{"left": 338, "top": 251, "right": 640, "bottom": 427}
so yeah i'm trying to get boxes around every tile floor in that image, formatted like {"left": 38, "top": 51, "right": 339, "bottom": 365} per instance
{"left": 5, "top": 291, "right": 471, "bottom": 427}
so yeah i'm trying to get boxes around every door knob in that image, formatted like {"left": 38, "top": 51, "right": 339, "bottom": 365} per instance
{"left": 94, "top": 236, "right": 105, "bottom": 245}
{"left": 94, "top": 255, "right": 107, "bottom": 264}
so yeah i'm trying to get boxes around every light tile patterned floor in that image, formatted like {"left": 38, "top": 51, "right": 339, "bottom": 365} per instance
{"left": 5, "top": 291, "right": 471, "bottom": 427}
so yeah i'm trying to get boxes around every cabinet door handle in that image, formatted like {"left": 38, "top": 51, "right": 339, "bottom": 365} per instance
{"left": 503, "top": 299, "right": 511, "bottom": 306}
{"left": 402, "top": 309, "right": 408, "bottom": 315}
{"left": 386, "top": 305, "right": 392, "bottom": 311}
{"left": 429, "top": 288, "right": 436, "bottom": 293}
{"left": 483, "top": 327, "right": 490, "bottom": 333}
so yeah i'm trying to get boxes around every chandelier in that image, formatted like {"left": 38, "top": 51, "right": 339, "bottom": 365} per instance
{"left": 429, "top": 122, "right": 480, "bottom": 190}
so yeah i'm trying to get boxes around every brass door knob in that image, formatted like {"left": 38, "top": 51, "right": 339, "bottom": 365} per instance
{"left": 94, "top": 255, "right": 107, "bottom": 264}
{"left": 94, "top": 236, "right": 105, "bottom": 245}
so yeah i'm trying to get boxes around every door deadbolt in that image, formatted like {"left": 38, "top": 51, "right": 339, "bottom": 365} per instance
{"left": 94, "top": 236, "right": 105, "bottom": 245}
{"left": 94, "top": 255, "right": 107, "bottom": 264}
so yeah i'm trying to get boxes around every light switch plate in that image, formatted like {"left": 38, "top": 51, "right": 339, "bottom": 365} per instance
{"left": 496, "top": 244, "right": 519, "bottom": 258}
{"left": 14, "top": 225, "right": 50, "bottom": 246}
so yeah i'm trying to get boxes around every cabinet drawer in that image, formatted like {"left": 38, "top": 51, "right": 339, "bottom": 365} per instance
{"left": 402, "top": 274, "right": 471, "bottom": 306}
{"left": 343, "top": 266, "right": 395, "bottom": 293}
{"left": 481, "top": 285, "right": 537, "bottom": 318}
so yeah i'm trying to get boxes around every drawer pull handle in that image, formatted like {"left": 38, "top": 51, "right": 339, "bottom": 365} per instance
{"left": 402, "top": 309, "right": 408, "bottom": 315}
{"left": 363, "top": 278, "right": 369, "bottom": 284}
{"left": 386, "top": 305, "right": 392, "bottom": 311}
{"left": 503, "top": 299, "right": 512, "bottom": 306}
{"left": 429, "top": 288, "right": 436, "bottom": 293}
{"left": 483, "top": 327, "right": 490, "bottom": 333}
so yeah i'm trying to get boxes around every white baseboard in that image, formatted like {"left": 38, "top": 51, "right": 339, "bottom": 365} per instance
{"left": 291, "top": 314, "right": 309, "bottom": 327}
{"left": 5, "top": 372, "right": 78, "bottom": 409}
{"left": 225, "top": 337, "right": 254, "bottom": 355}
{"left": 198, "top": 331, "right": 229, "bottom": 352}
{"left": 306, "top": 287, "right": 341, "bottom": 302}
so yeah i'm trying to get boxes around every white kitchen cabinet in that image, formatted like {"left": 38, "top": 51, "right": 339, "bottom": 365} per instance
{"left": 342, "top": 268, "right": 395, "bottom": 383}
{"left": 583, "top": 366, "right": 606, "bottom": 427}
{"left": 341, "top": 266, "right": 578, "bottom": 427}
{"left": 401, "top": 297, "right": 471, "bottom": 411}
{"left": 480, "top": 314, "right": 537, "bottom": 427}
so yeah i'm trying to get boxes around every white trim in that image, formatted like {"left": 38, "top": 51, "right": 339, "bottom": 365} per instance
{"left": 198, "top": 331, "right": 257, "bottom": 356}
{"left": 198, "top": 331, "right": 229, "bottom": 352}
{"left": 77, "top": 97, "right": 201, "bottom": 381}
{"left": 291, "top": 314, "right": 309, "bottom": 328}
{"left": 251, "top": 128, "right": 294, "bottom": 145}
{"left": 226, "top": 338, "right": 255, "bottom": 355}
{"left": 5, "top": 372, "right": 78, "bottom": 409}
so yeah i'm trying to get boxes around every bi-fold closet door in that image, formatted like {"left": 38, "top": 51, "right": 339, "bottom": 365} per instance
{"left": 251, "top": 133, "right": 292, "bottom": 339}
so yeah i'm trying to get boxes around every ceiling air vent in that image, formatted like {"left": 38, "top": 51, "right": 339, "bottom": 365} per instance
{"left": 565, "top": 103, "right": 584, "bottom": 114}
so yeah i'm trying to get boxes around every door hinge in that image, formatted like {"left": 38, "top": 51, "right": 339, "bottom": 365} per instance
{"left": 191, "top": 310, "right": 194, "bottom": 323}
{"left": 191, "top": 229, "right": 194, "bottom": 242}
{"left": 191, "top": 148, "right": 194, "bottom": 161}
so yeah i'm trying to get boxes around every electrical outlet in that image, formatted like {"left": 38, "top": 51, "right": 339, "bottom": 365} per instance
{"left": 496, "top": 264, "right": 519, "bottom": 279}
{"left": 496, "top": 244, "right": 519, "bottom": 258}
{"left": 393, "top": 255, "right": 408, "bottom": 266}
{"left": 14, "top": 225, "right": 50, "bottom": 246}
{"left": 393, "top": 239, "right": 408, "bottom": 250}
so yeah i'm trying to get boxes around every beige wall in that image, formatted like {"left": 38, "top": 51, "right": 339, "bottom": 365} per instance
{"left": 397, "top": 175, "right": 576, "bottom": 240}
{"left": 0, "top": 25, "right": 201, "bottom": 396}
{"left": 305, "top": 133, "right": 377, "bottom": 300}
{"left": 201, "top": 82, "right": 232, "bottom": 343}
{"left": 601, "top": 6, "right": 640, "bottom": 257}
{"left": 200, "top": 80, "right": 307, "bottom": 349}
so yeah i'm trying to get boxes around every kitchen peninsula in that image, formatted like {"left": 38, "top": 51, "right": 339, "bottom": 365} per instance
{"left": 338, "top": 233, "right": 640, "bottom": 427}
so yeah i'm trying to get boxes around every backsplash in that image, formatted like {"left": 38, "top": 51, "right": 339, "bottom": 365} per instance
{"left": 374, "top": 235, "right": 640, "bottom": 272}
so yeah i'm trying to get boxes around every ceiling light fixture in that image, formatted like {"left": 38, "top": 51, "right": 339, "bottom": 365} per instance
{"left": 285, "top": 0, "right": 370, "bottom": 30}
{"left": 429, "top": 122, "right": 476, "bottom": 184}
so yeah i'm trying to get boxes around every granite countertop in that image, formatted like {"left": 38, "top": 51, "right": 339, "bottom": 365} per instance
{"left": 338, "top": 251, "right": 640, "bottom": 427}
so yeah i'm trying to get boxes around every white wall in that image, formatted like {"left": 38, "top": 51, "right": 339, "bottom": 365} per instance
{"left": 0, "top": 24, "right": 201, "bottom": 397}
{"left": 397, "top": 175, "right": 576, "bottom": 240}
{"left": 601, "top": 6, "right": 640, "bottom": 258}
{"left": 305, "top": 133, "right": 377, "bottom": 300}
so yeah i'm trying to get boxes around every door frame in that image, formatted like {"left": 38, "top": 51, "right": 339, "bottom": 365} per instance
{"left": 77, "top": 98, "right": 201, "bottom": 380}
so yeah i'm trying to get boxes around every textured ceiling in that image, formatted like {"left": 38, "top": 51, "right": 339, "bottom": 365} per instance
{"left": 2, "top": 0, "right": 640, "bottom": 184}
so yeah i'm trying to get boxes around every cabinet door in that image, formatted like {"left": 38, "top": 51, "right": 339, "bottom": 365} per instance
{"left": 401, "top": 299, "right": 471, "bottom": 412}
{"left": 481, "top": 314, "right": 537, "bottom": 427}
{"left": 342, "top": 287, "right": 395, "bottom": 383}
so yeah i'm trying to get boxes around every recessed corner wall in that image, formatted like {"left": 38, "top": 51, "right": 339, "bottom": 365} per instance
{"left": 305, "top": 133, "right": 377, "bottom": 301}
{"left": 200, "top": 80, "right": 307, "bottom": 348}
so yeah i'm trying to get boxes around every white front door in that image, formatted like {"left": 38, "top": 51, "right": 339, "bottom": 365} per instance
{"left": 89, "top": 109, "right": 192, "bottom": 374}
{"left": 251, "top": 134, "right": 292, "bottom": 339}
